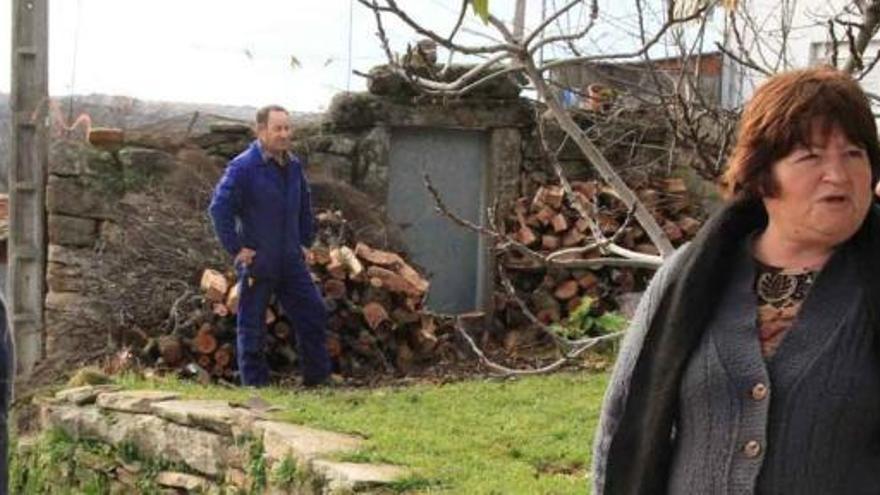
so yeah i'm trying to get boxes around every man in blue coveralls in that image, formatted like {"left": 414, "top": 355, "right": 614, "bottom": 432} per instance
{"left": 209, "top": 105, "right": 331, "bottom": 387}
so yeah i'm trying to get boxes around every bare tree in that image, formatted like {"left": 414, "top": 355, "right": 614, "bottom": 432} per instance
{"left": 356, "top": 0, "right": 880, "bottom": 374}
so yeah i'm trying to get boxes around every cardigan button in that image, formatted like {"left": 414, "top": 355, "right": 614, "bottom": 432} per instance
{"left": 743, "top": 440, "right": 762, "bottom": 458}
{"left": 751, "top": 383, "right": 769, "bottom": 401}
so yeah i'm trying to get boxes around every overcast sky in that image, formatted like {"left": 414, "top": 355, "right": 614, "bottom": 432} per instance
{"left": 0, "top": 1, "right": 705, "bottom": 112}
{"left": 0, "top": 1, "right": 562, "bottom": 112}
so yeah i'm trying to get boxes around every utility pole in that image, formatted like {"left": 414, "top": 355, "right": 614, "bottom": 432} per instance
{"left": 10, "top": 0, "right": 49, "bottom": 377}
{"left": 513, "top": 0, "right": 527, "bottom": 41}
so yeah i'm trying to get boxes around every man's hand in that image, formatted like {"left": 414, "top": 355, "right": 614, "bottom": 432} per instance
{"left": 235, "top": 247, "right": 256, "bottom": 267}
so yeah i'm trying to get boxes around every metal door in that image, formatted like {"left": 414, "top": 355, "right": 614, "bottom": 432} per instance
{"left": 387, "top": 128, "right": 488, "bottom": 314}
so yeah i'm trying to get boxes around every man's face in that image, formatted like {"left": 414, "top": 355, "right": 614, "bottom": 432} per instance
{"left": 257, "top": 110, "right": 291, "bottom": 156}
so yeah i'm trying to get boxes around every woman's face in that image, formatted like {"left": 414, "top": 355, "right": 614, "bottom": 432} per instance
{"left": 763, "top": 124, "right": 872, "bottom": 250}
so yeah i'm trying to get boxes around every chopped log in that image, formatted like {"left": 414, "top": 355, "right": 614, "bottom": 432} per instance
{"left": 363, "top": 302, "right": 390, "bottom": 330}
{"left": 324, "top": 279, "right": 347, "bottom": 300}
{"left": 212, "top": 303, "right": 229, "bottom": 318}
{"left": 572, "top": 181, "right": 597, "bottom": 200}
{"left": 525, "top": 214, "right": 542, "bottom": 228}
{"left": 214, "top": 343, "right": 235, "bottom": 368}
{"left": 404, "top": 296, "right": 420, "bottom": 312}
{"left": 88, "top": 127, "right": 125, "bottom": 147}
{"left": 412, "top": 316, "right": 438, "bottom": 354}
{"left": 517, "top": 225, "right": 538, "bottom": 246}
{"left": 677, "top": 216, "right": 702, "bottom": 237}
{"left": 158, "top": 335, "right": 184, "bottom": 367}
{"left": 577, "top": 271, "right": 601, "bottom": 291}
{"left": 535, "top": 206, "right": 556, "bottom": 226}
{"left": 338, "top": 246, "right": 364, "bottom": 277}
{"left": 200, "top": 269, "right": 228, "bottom": 303}
{"left": 197, "top": 354, "right": 213, "bottom": 369}
{"left": 272, "top": 320, "right": 291, "bottom": 341}
{"left": 396, "top": 261, "right": 429, "bottom": 294}
{"left": 327, "top": 248, "right": 347, "bottom": 280}
{"left": 193, "top": 324, "right": 218, "bottom": 355}
{"left": 310, "top": 246, "right": 332, "bottom": 266}
{"left": 553, "top": 279, "right": 580, "bottom": 300}
{"left": 597, "top": 213, "right": 620, "bottom": 234}
{"left": 562, "top": 228, "right": 585, "bottom": 247}
{"left": 544, "top": 185, "right": 565, "bottom": 209}
{"left": 326, "top": 333, "right": 342, "bottom": 359}
{"left": 530, "top": 186, "right": 548, "bottom": 210}
{"left": 531, "top": 290, "right": 561, "bottom": 324}
{"left": 366, "top": 266, "right": 421, "bottom": 297}
{"left": 551, "top": 214, "right": 569, "bottom": 233}
{"left": 541, "top": 235, "right": 561, "bottom": 251}
{"left": 355, "top": 242, "right": 402, "bottom": 267}
{"left": 575, "top": 218, "right": 591, "bottom": 233}
{"left": 226, "top": 283, "right": 241, "bottom": 315}
{"left": 355, "top": 243, "right": 427, "bottom": 294}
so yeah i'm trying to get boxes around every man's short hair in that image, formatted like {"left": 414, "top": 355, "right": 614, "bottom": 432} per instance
{"left": 256, "top": 105, "right": 289, "bottom": 126}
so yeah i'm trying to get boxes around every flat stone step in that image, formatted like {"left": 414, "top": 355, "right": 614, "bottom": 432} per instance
{"left": 41, "top": 403, "right": 240, "bottom": 476}
{"left": 150, "top": 399, "right": 259, "bottom": 437}
{"left": 255, "top": 420, "right": 363, "bottom": 463}
{"left": 155, "top": 471, "right": 211, "bottom": 492}
{"left": 55, "top": 384, "right": 121, "bottom": 405}
{"left": 311, "top": 460, "right": 410, "bottom": 492}
{"left": 96, "top": 390, "right": 180, "bottom": 414}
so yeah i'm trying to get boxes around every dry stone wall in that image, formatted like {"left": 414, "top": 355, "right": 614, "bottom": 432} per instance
{"left": 32, "top": 385, "right": 407, "bottom": 493}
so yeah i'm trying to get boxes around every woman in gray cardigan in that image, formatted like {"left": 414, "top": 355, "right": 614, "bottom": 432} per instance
{"left": 592, "top": 67, "right": 880, "bottom": 494}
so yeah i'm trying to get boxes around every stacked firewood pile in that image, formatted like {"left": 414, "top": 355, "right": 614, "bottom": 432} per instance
{"left": 498, "top": 177, "right": 703, "bottom": 329}
{"left": 142, "top": 210, "right": 463, "bottom": 383}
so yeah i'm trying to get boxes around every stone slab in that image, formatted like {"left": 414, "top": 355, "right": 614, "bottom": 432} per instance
{"left": 155, "top": 471, "right": 211, "bottom": 491}
{"left": 46, "top": 175, "right": 116, "bottom": 219}
{"left": 96, "top": 390, "right": 180, "bottom": 414}
{"left": 42, "top": 403, "right": 236, "bottom": 476}
{"left": 254, "top": 420, "right": 363, "bottom": 464}
{"left": 117, "top": 147, "right": 175, "bottom": 174}
{"left": 55, "top": 385, "right": 121, "bottom": 405}
{"left": 48, "top": 214, "right": 98, "bottom": 247}
{"left": 311, "top": 460, "right": 410, "bottom": 492}
{"left": 150, "top": 399, "right": 258, "bottom": 437}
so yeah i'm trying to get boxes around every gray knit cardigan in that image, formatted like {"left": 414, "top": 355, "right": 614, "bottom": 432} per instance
{"left": 592, "top": 213, "right": 880, "bottom": 494}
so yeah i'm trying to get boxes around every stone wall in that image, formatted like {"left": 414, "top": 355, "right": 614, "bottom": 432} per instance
{"left": 27, "top": 385, "right": 406, "bottom": 493}
{"left": 40, "top": 122, "right": 247, "bottom": 377}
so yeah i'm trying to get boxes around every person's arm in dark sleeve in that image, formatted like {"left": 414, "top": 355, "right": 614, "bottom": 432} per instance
{"left": 208, "top": 163, "right": 244, "bottom": 257}
{"left": 591, "top": 246, "right": 688, "bottom": 495}
{"left": 298, "top": 163, "right": 316, "bottom": 248}
{"left": 0, "top": 295, "right": 13, "bottom": 494}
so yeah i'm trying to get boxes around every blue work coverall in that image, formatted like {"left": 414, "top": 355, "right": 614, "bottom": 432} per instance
{"left": 208, "top": 140, "right": 330, "bottom": 386}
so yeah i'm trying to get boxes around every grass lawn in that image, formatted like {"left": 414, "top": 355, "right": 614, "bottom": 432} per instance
{"left": 117, "top": 370, "right": 609, "bottom": 494}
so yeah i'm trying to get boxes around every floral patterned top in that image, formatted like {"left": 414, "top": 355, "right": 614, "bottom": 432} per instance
{"left": 754, "top": 262, "right": 817, "bottom": 358}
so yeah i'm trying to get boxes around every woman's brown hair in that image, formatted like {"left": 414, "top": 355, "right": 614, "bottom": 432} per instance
{"left": 721, "top": 67, "right": 880, "bottom": 200}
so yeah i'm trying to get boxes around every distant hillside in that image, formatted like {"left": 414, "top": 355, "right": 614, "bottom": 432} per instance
{"left": 0, "top": 93, "right": 322, "bottom": 190}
